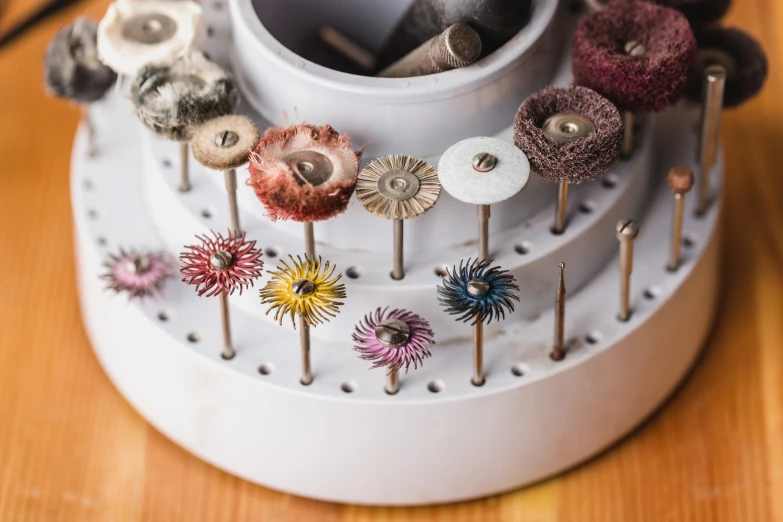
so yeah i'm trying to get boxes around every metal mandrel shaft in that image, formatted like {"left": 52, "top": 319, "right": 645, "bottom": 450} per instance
{"left": 478, "top": 204, "right": 490, "bottom": 261}
{"left": 472, "top": 319, "right": 485, "bottom": 386}
{"left": 669, "top": 193, "right": 685, "bottom": 271}
{"left": 385, "top": 368, "right": 400, "bottom": 395}
{"left": 553, "top": 181, "right": 569, "bottom": 234}
{"left": 318, "top": 26, "right": 376, "bottom": 72}
{"left": 697, "top": 65, "right": 726, "bottom": 215}
{"left": 551, "top": 262, "right": 566, "bottom": 361}
{"left": 224, "top": 169, "right": 241, "bottom": 235}
{"left": 299, "top": 315, "right": 313, "bottom": 385}
{"left": 621, "top": 111, "right": 634, "bottom": 158}
{"left": 378, "top": 23, "right": 482, "bottom": 78}
{"left": 616, "top": 219, "right": 639, "bottom": 322}
{"left": 219, "top": 290, "right": 234, "bottom": 360}
{"left": 304, "top": 222, "right": 315, "bottom": 261}
{"left": 179, "top": 141, "right": 191, "bottom": 192}
{"left": 667, "top": 165, "right": 695, "bottom": 271}
{"left": 392, "top": 218, "right": 404, "bottom": 280}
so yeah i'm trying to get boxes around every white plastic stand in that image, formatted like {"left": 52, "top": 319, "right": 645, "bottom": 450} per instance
{"left": 70, "top": 0, "right": 722, "bottom": 506}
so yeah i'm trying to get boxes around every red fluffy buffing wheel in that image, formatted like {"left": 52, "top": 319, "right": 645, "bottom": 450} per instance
{"left": 572, "top": 0, "right": 697, "bottom": 113}
{"left": 651, "top": 0, "right": 731, "bottom": 27}
{"left": 513, "top": 85, "right": 623, "bottom": 184}
{"left": 686, "top": 26, "right": 768, "bottom": 109}
{"left": 248, "top": 124, "right": 362, "bottom": 223}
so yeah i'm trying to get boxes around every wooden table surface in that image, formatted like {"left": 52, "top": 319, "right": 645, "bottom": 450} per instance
{"left": 1, "top": 0, "right": 781, "bottom": 520}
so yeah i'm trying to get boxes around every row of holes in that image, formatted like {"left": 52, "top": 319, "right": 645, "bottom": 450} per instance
{"left": 185, "top": 166, "right": 622, "bottom": 280}
{"left": 163, "top": 278, "right": 675, "bottom": 394}
{"left": 171, "top": 312, "right": 529, "bottom": 393}
{"left": 160, "top": 231, "right": 694, "bottom": 391}
{"left": 164, "top": 158, "right": 699, "bottom": 281}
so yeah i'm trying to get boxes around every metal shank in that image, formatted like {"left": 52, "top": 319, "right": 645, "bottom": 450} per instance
{"left": 697, "top": 65, "right": 726, "bottom": 215}
{"left": 299, "top": 315, "right": 313, "bottom": 385}
{"left": 224, "top": 169, "right": 241, "bottom": 235}
{"left": 392, "top": 218, "right": 404, "bottom": 280}
{"left": 478, "top": 205, "right": 490, "bottom": 261}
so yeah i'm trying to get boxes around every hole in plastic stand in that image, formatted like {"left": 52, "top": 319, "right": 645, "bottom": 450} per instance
{"left": 585, "top": 331, "right": 602, "bottom": 345}
{"left": 346, "top": 267, "right": 362, "bottom": 279}
{"left": 602, "top": 174, "right": 618, "bottom": 189}
{"left": 187, "top": 332, "right": 201, "bottom": 343}
{"left": 511, "top": 363, "right": 527, "bottom": 377}
{"left": 427, "top": 380, "right": 445, "bottom": 393}
{"left": 514, "top": 242, "right": 532, "bottom": 255}
{"left": 258, "top": 363, "right": 274, "bottom": 375}
{"left": 341, "top": 381, "right": 357, "bottom": 393}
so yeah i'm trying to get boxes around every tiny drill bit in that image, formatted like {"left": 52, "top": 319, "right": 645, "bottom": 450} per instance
{"left": 378, "top": 23, "right": 482, "bottom": 78}
{"left": 616, "top": 219, "right": 639, "bottom": 322}
{"left": 697, "top": 64, "right": 726, "bottom": 215}
{"left": 667, "top": 166, "right": 695, "bottom": 271}
{"left": 551, "top": 262, "right": 566, "bottom": 361}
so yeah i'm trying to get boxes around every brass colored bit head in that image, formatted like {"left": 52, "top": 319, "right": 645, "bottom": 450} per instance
{"left": 667, "top": 165, "right": 695, "bottom": 195}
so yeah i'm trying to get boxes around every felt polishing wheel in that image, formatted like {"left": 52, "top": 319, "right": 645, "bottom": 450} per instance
{"left": 247, "top": 124, "right": 361, "bottom": 223}
{"left": 686, "top": 26, "right": 768, "bottom": 109}
{"left": 572, "top": 0, "right": 697, "bottom": 113}
{"left": 651, "top": 0, "right": 732, "bottom": 27}
{"left": 437, "top": 137, "right": 530, "bottom": 206}
{"left": 97, "top": 0, "right": 203, "bottom": 76}
{"left": 131, "top": 51, "right": 239, "bottom": 142}
{"left": 192, "top": 115, "right": 261, "bottom": 171}
{"left": 513, "top": 85, "right": 623, "bottom": 184}
{"left": 44, "top": 19, "right": 118, "bottom": 103}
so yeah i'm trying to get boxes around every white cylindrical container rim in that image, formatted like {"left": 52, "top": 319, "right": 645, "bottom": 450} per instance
{"left": 229, "top": 0, "right": 561, "bottom": 103}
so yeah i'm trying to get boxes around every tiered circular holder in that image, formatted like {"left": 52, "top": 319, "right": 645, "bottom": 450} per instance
{"left": 71, "top": 0, "right": 722, "bottom": 506}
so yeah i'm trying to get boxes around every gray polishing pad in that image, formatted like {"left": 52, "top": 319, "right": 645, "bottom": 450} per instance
{"left": 44, "top": 19, "right": 118, "bottom": 103}
{"left": 131, "top": 51, "right": 239, "bottom": 142}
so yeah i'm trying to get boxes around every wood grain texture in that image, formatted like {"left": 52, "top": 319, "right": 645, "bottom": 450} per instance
{"left": 0, "top": 0, "right": 781, "bottom": 520}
